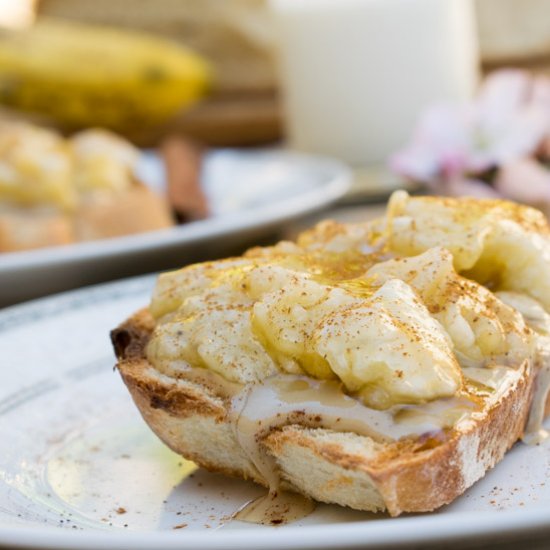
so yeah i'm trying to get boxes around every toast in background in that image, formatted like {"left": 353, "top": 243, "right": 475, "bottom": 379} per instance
{"left": 0, "top": 122, "right": 174, "bottom": 253}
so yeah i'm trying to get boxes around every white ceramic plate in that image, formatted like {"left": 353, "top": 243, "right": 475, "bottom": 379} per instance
{"left": 1, "top": 278, "right": 550, "bottom": 550}
{"left": 0, "top": 149, "right": 351, "bottom": 306}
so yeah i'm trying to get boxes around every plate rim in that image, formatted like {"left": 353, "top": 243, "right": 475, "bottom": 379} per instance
{"left": 1, "top": 506, "right": 549, "bottom": 549}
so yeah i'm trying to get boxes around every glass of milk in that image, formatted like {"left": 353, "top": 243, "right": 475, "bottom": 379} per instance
{"left": 269, "top": 0, "right": 479, "bottom": 168}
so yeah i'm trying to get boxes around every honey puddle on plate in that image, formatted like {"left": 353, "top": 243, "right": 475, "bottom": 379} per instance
{"left": 235, "top": 490, "right": 316, "bottom": 526}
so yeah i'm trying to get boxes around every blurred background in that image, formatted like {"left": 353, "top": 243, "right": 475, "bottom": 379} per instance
{"left": 2, "top": 1, "right": 548, "bottom": 142}
{"left": 4, "top": 0, "right": 547, "bottom": 144}
{"left": 1, "top": 0, "right": 549, "bottom": 304}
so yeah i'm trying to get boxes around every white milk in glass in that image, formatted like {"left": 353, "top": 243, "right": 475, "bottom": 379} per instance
{"left": 270, "top": 0, "right": 479, "bottom": 166}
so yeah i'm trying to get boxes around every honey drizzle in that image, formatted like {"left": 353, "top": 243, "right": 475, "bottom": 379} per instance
{"left": 228, "top": 374, "right": 479, "bottom": 525}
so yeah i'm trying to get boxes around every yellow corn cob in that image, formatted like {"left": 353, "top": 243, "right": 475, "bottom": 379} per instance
{"left": 0, "top": 18, "right": 212, "bottom": 133}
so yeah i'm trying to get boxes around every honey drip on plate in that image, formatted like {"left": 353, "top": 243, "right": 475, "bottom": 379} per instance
{"left": 523, "top": 349, "right": 550, "bottom": 445}
{"left": 235, "top": 490, "right": 316, "bottom": 526}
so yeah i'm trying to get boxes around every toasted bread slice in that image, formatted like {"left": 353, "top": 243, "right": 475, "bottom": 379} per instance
{"left": 112, "top": 308, "right": 536, "bottom": 517}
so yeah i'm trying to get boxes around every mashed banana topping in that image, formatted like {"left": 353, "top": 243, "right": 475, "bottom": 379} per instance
{"left": 0, "top": 122, "right": 74, "bottom": 210}
{"left": 0, "top": 122, "right": 138, "bottom": 211}
{"left": 146, "top": 192, "right": 550, "bottom": 411}
{"left": 384, "top": 190, "right": 550, "bottom": 311}
{"left": 148, "top": 261, "right": 461, "bottom": 407}
{"left": 312, "top": 279, "right": 461, "bottom": 408}
{"left": 366, "top": 248, "right": 535, "bottom": 369}
{"left": 70, "top": 129, "right": 138, "bottom": 195}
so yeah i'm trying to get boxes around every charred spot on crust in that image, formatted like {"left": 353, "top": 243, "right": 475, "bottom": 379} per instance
{"left": 111, "top": 328, "right": 132, "bottom": 359}
{"left": 150, "top": 394, "right": 169, "bottom": 410}
{"left": 110, "top": 311, "right": 155, "bottom": 361}
{"left": 143, "top": 387, "right": 224, "bottom": 420}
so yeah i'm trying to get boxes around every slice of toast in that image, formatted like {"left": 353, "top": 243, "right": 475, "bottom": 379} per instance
{"left": 112, "top": 308, "right": 535, "bottom": 517}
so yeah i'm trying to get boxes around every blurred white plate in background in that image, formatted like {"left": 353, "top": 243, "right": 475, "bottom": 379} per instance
{"left": 1, "top": 278, "right": 550, "bottom": 550}
{"left": 0, "top": 149, "right": 351, "bottom": 307}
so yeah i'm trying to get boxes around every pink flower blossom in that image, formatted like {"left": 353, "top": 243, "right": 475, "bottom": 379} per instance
{"left": 391, "top": 70, "right": 550, "bottom": 201}
{"left": 495, "top": 158, "right": 550, "bottom": 204}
